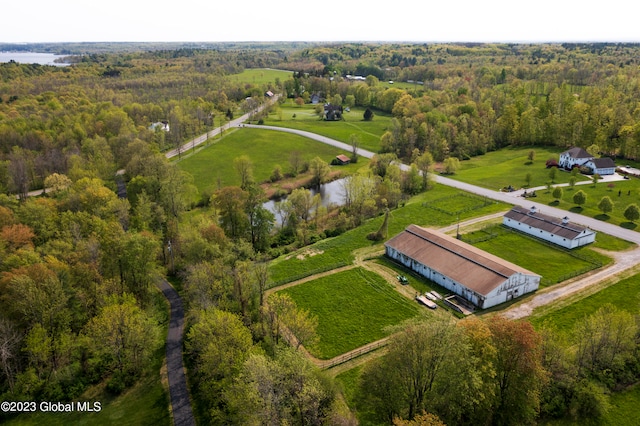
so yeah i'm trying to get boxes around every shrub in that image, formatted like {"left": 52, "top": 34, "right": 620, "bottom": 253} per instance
{"left": 546, "top": 158, "right": 559, "bottom": 168}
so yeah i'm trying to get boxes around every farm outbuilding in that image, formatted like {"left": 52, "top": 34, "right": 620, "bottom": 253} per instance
{"left": 503, "top": 205, "right": 596, "bottom": 249}
{"left": 335, "top": 154, "right": 351, "bottom": 165}
{"left": 385, "top": 225, "right": 541, "bottom": 309}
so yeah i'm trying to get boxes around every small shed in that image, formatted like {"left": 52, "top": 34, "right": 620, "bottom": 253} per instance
{"left": 335, "top": 154, "right": 351, "bottom": 165}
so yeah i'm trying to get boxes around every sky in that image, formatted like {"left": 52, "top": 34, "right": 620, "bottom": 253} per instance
{"left": 3, "top": 0, "right": 640, "bottom": 44}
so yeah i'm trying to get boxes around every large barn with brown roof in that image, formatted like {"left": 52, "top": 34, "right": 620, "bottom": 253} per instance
{"left": 385, "top": 225, "right": 541, "bottom": 309}
{"left": 503, "top": 205, "right": 596, "bottom": 249}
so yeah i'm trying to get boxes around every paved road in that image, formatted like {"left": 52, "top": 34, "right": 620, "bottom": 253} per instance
{"left": 157, "top": 279, "right": 195, "bottom": 426}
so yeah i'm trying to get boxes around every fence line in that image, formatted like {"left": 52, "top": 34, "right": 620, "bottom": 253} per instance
{"left": 316, "top": 338, "right": 390, "bottom": 370}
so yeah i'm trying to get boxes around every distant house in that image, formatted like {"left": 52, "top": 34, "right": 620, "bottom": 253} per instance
{"left": 310, "top": 93, "right": 322, "bottom": 104}
{"left": 385, "top": 225, "right": 541, "bottom": 309}
{"left": 149, "top": 121, "right": 170, "bottom": 132}
{"left": 559, "top": 147, "right": 616, "bottom": 175}
{"left": 503, "top": 205, "right": 596, "bottom": 249}
{"left": 264, "top": 91, "right": 274, "bottom": 98}
{"left": 323, "top": 104, "right": 343, "bottom": 121}
{"left": 335, "top": 154, "right": 351, "bottom": 165}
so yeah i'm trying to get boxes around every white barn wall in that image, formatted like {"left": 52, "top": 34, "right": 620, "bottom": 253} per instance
{"left": 385, "top": 245, "right": 539, "bottom": 309}
{"left": 502, "top": 217, "right": 596, "bottom": 249}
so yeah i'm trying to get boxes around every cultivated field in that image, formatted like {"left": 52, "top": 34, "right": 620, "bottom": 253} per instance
{"left": 228, "top": 68, "right": 292, "bottom": 85}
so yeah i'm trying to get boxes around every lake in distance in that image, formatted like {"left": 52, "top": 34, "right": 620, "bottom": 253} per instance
{"left": 0, "top": 52, "right": 69, "bottom": 66}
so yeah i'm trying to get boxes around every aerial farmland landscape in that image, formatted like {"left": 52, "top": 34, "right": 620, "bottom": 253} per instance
{"left": 2, "top": 4, "right": 640, "bottom": 424}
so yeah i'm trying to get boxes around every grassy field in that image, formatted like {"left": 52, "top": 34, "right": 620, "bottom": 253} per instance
{"left": 462, "top": 225, "right": 612, "bottom": 287}
{"left": 227, "top": 68, "right": 292, "bottom": 85}
{"left": 175, "top": 127, "right": 360, "bottom": 195}
{"left": 279, "top": 267, "right": 423, "bottom": 359}
{"left": 452, "top": 146, "right": 591, "bottom": 190}
{"left": 263, "top": 101, "right": 392, "bottom": 153}
{"left": 268, "top": 185, "right": 509, "bottom": 286}
{"left": 530, "top": 271, "right": 640, "bottom": 334}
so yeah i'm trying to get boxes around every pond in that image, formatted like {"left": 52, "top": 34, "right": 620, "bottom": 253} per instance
{"left": 263, "top": 178, "right": 347, "bottom": 225}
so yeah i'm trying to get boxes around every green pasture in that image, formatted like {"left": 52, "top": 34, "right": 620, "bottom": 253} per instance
{"left": 463, "top": 226, "right": 612, "bottom": 287}
{"left": 175, "top": 127, "right": 359, "bottom": 195}
{"left": 533, "top": 178, "right": 640, "bottom": 229}
{"left": 264, "top": 101, "right": 391, "bottom": 153}
{"left": 227, "top": 68, "right": 292, "bottom": 85}
{"left": 453, "top": 147, "right": 591, "bottom": 190}
{"left": 279, "top": 267, "right": 423, "bottom": 359}
{"left": 268, "top": 185, "right": 509, "bottom": 286}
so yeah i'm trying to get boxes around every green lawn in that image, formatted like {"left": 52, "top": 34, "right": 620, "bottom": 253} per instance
{"left": 452, "top": 146, "right": 591, "bottom": 190}
{"left": 264, "top": 101, "right": 392, "bottom": 153}
{"left": 465, "top": 227, "right": 611, "bottom": 287}
{"left": 175, "top": 127, "right": 358, "bottom": 194}
{"left": 279, "top": 267, "right": 423, "bottom": 359}
{"left": 268, "top": 184, "right": 509, "bottom": 286}
{"left": 532, "top": 179, "right": 640, "bottom": 229}
{"left": 227, "top": 68, "right": 292, "bottom": 85}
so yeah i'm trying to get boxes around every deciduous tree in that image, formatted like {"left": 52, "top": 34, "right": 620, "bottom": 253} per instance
{"left": 597, "top": 196, "right": 613, "bottom": 216}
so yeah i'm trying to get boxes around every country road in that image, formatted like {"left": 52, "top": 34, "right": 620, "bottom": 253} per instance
{"left": 157, "top": 279, "right": 195, "bottom": 426}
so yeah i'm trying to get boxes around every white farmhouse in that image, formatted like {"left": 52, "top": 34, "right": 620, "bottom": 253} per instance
{"left": 385, "top": 225, "right": 541, "bottom": 309}
{"left": 559, "top": 147, "right": 616, "bottom": 175}
{"left": 149, "top": 121, "right": 170, "bottom": 132}
{"left": 503, "top": 205, "right": 596, "bottom": 249}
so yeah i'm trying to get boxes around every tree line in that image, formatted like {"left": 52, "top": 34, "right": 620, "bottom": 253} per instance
{"left": 280, "top": 43, "right": 640, "bottom": 163}
{"left": 354, "top": 304, "right": 640, "bottom": 425}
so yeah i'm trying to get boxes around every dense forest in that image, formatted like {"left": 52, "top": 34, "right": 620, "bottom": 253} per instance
{"left": 0, "top": 42, "right": 639, "bottom": 425}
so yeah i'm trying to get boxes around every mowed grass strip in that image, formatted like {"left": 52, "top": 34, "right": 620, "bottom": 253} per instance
{"left": 279, "top": 267, "right": 422, "bottom": 359}
{"left": 176, "top": 127, "right": 354, "bottom": 194}
{"left": 467, "top": 229, "right": 611, "bottom": 287}
{"left": 530, "top": 272, "right": 640, "bottom": 333}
